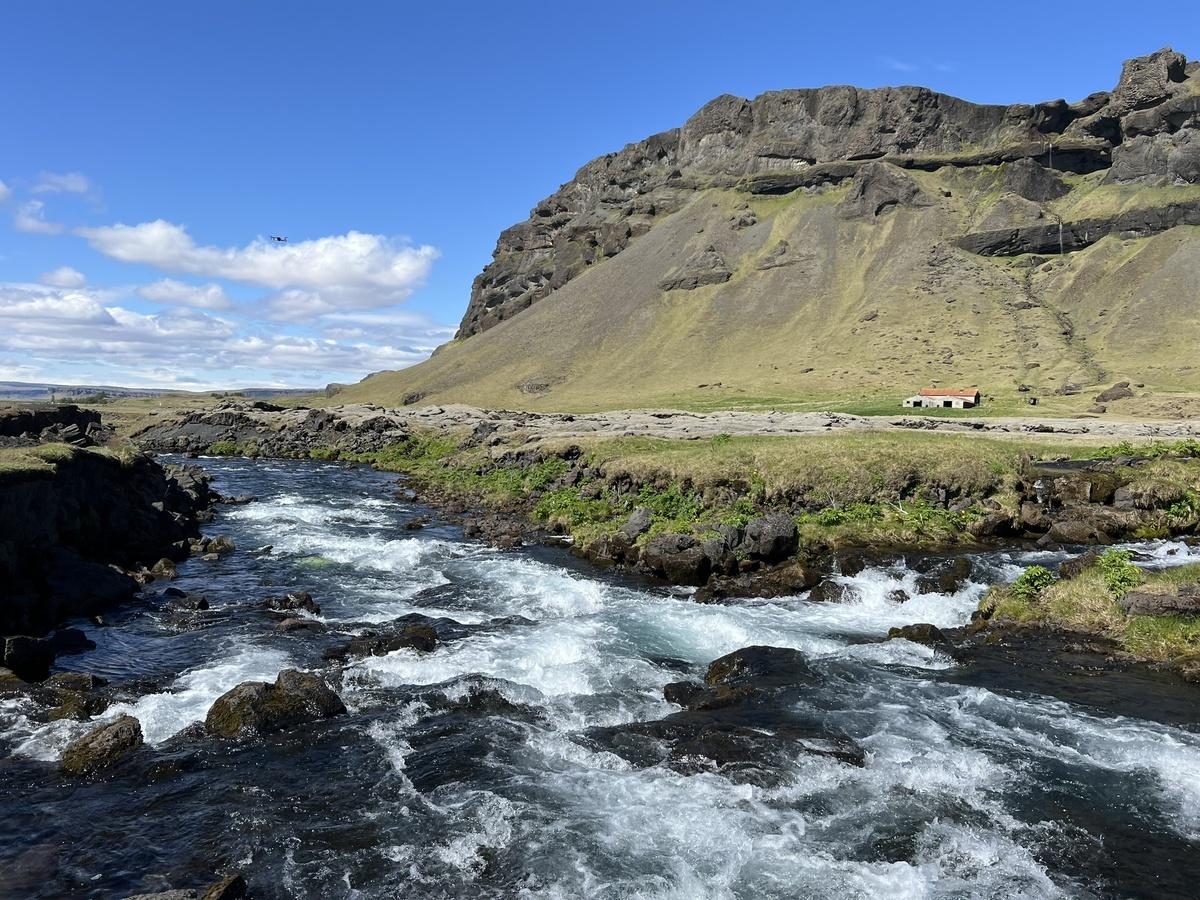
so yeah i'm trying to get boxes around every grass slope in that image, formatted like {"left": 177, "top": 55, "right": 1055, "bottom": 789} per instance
{"left": 337, "top": 167, "right": 1200, "bottom": 415}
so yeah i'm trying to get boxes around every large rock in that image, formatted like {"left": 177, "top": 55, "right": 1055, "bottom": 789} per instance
{"left": 1118, "top": 584, "right": 1200, "bottom": 617}
{"left": 740, "top": 514, "right": 799, "bottom": 563}
{"left": 837, "top": 161, "right": 931, "bottom": 218}
{"left": 641, "top": 533, "right": 711, "bottom": 585}
{"left": 658, "top": 245, "right": 732, "bottom": 291}
{"left": 886, "top": 623, "right": 953, "bottom": 649}
{"left": 60, "top": 714, "right": 143, "bottom": 775}
{"left": 1003, "top": 158, "right": 1069, "bottom": 201}
{"left": 2, "top": 635, "right": 54, "bottom": 682}
{"left": 204, "top": 669, "right": 346, "bottom": 739}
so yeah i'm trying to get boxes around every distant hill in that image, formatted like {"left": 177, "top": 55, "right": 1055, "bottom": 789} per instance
{"left": 0, "top": 381, "right": 316, "bottom": 402}
{"left": 338, "top": 48, "right": 1200, "bottom": 415}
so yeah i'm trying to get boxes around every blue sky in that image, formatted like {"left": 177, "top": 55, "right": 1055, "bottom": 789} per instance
{"left": 1, "top": 2, "right": 1195, "bottom": 389}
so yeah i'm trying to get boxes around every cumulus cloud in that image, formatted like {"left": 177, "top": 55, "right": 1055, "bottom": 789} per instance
{"left": 137, "top": 278, "right": 232, "bottom": 310}
{"left": 39, "top": 267, "right": 86, "bottom": 288}
{"left": 32, "top": 171, "right": 91, "bottom": 194}
{"left": 0, "top": 179, "right": 10, "bottom": 203}
{"left": 77, "top": 220, "right": 438, "bottom": 312}
{"left": 14, "top": 200, "right": 65, "bottom": 235}
{"left": 0, "top": 281, "right": 451, "bottom": 390}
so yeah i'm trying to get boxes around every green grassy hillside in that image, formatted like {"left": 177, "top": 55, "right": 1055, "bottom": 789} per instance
{"left": 336, "top": 166, "right": 1200, "bottom": 415}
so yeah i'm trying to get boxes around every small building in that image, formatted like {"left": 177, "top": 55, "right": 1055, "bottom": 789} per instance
{"left": 902, "top": 388, "right": 981, "bottom": 410}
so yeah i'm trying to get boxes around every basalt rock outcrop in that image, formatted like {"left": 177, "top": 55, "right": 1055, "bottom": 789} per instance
{"left": 452, "top": 49, "right": 1200, "bottom": 341}
{"left": 0, "top": 442, "right": 217, "bottom": 634}
{"left": 334, "top": 50, "right": 1200, "bottom": 412}
{"left": 204, "top": 669, "right": 346, "bottom": 739}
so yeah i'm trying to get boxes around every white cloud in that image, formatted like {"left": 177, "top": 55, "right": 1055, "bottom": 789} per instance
{"left": 0, "top": 281, "right": 452, "bottom": 390}
{"left": 32, "top": 171, "right": 91, "bottom": 194}
{"left": 138, "top": 278, "right": 232, "bottom": 310}
{"left": 880, "top": 57, "right": 919, "bottom": 73}
{"left": 14, "top": 200, "right": 65, "bottom": 235}
{"left": 78, "top": 220, "right": 438, "bottom": 311}
{"left": 39, "top": 267, "right": 86, "bottom": 288}
{"left": 0, "top": 180, "right": 10, "bottom": 203}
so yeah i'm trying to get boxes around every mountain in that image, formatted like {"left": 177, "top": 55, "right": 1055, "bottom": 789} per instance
{"left": 338, "top": 49, "right": 1200, "bottom": 413}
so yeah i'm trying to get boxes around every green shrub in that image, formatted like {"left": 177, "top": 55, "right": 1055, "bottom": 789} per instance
{"left": 1010, "top": 565, "right": 1057, "bottom": 602}
{"left": 1097, "top": 549, "right": 1142, "bottom": 596}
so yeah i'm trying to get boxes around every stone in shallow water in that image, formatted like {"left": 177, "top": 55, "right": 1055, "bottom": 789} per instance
{"left": 204, "top": 669, "right": 346, "bottom": 739}
{"left": 60, "top": 714, "right": 143, "bottom": 775}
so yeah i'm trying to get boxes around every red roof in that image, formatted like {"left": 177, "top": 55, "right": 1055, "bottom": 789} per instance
{"left": 919, "top": 388, "right": 980, "bottom": 398}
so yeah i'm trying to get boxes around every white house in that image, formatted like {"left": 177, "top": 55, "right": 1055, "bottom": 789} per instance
{"left": 902, "top": 388, "right": 981, "bottom": 410}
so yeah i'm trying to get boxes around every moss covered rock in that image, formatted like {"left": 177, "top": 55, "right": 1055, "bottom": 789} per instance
{"left": 204, "top": 669, "right": 346, "bottom": 739}
{"left": 60, "top": 713, "right": 142, "bottom": 775}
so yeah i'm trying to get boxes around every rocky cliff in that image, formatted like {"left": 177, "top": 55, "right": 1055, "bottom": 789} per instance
{"left": 0, "top": 441, "right": 216, "bottom": 635}
{"left": 456, "top": 49, "right": 1198, "bottom": 337}
{"left": 342, "top": 49, "right": 1200, "bottom": 413}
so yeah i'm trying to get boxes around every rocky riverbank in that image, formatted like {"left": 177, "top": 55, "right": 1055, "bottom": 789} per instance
{"left": 132, "top": 402, "right": 1200, "bottom": 596}
{"left": 0, "top": 407, "right": 220, "bottom": 681}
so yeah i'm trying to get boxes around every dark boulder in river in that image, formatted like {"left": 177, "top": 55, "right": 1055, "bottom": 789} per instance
{"left": 205, "top": 669, "right": 346, "bottom": 739}
{"left": 60, "top": 713, "right": 143, "bottom": 776}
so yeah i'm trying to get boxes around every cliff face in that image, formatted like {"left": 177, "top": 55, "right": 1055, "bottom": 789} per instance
{"left": 456, "top": 49, "right": 1199, "bottom": 339}
{"left": 0, "top": 446, "right": 214, "bottom": 634}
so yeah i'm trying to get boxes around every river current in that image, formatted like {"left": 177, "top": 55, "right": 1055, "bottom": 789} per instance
{"left": 3, "top": 457, "right": 1200, "bottom": 899}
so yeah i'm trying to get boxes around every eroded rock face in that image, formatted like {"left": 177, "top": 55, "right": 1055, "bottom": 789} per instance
{"left": 204, "top": 669, "right": 346, "bottom": 739}
{"left": 60, "top": 714, "right": 143, "bottom": 775}
{"left": 837, "top": 161, "right": 930, "bottom": 218}
{"left": 454, "top": 48, "right": 1198, "bottom": 337}
{"left": 658, "top": 245, "right": 732, "bottom": 291}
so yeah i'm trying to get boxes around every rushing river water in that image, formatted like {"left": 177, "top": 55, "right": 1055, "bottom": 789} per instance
{"left": 3, "top": 457, "right": 1200, "bottom": 899}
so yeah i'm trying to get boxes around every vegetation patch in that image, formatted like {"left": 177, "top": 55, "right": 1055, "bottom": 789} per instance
{"left": 982, "top": 556, "right": 1200, "bottom": 664}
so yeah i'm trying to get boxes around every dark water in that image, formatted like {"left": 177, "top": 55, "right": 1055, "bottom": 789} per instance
{"left": 3, "top": 457, "right": 1200, "bottom": 899}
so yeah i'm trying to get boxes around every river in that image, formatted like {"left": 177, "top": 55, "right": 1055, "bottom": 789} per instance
{"left": 3, "top": 457, "right": 1200, "bottom": 899}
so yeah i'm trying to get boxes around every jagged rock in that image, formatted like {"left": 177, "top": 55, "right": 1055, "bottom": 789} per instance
{"left": 886, "top": 623, "right": 953, "bottom": 648}
{"left": 1112, "top": 48, "right": 1189, "bottom": 112}
{"left": 344, "top": 623, "right": 439, "bottom": 656}
{"left": 204, "top": 669, "right": 346, "bottom": 739}
{"left": 807, "top": 579, "right": 852, "bottom": 603}
{"left": 618, "top": 507, "right": 652, "bottom": 540}
{"left": 263, "top": 591, "right": 321, "bottom": 615}
{"left": 958, "top": 200, "right": 1200, "bottom": 256}
{"left": 658, "top": 245, "right": 732, "bottom": 291}
{"left": 1108, "top": 130, "right": 1200, "bottom": 184}
{"left": 740, "top": 514, "right": 799, "bottom": 563}
{"left": 276, "top": 617, "right": 324, "bottom": 633}
{"left": 1003, "top": 158, "right": 1069, "bottom": 201}
{"left": 201, "top": 874, "right": 247, "bottom": 900}
{"left": 150, "top": 558, "right": 178, "bottom": 580}
{"left": 60, "top": 714, "right": 143, "bottom": 775}
{"left": 641, "top": 533, "right": 711, "bottom": 585}
{"left": 837, "top": 161, "right": 930, "bottom": 218}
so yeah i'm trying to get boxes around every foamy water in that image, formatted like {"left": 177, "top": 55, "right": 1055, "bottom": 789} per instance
{"left": 4, "top": 456, "right": 1199, "bottom": 899}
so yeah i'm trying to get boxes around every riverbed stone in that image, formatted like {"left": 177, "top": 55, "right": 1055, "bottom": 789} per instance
{"left": 886, "top": 623, "right": 953, "bottom": 648}
{"left": 205, "top": 669, "right": 346, "bottom": 739}
{"left": 60, "top": 714, "right": 143, "bottom": 775}
{"left": 264, "top": 591, "right": 321, "bottom": 615}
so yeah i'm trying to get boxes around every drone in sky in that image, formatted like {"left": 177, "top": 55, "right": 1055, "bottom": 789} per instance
{"left": 269, "top": 235, "right": 288, "bottom": 243}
